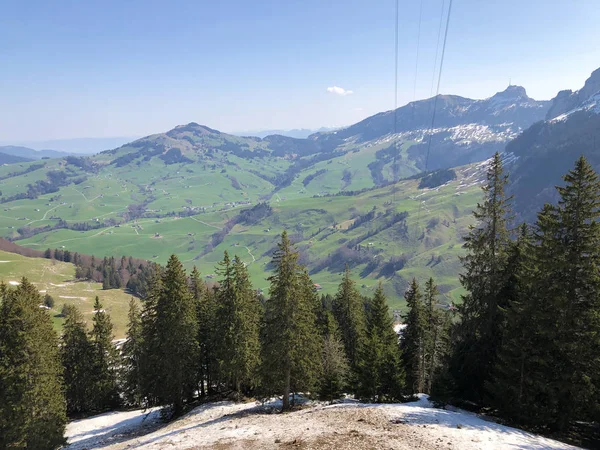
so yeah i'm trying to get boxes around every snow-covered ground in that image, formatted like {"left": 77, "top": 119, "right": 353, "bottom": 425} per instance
{"left": 64, "top": 395, "right": 579, "bottom": 449}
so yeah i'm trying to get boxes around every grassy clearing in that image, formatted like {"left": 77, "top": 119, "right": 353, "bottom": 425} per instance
{"left": 0, "top": 250, "right": 134, "bottom": 338}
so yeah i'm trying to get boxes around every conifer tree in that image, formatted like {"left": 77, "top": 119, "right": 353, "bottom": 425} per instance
{"left": 214, "top": 252, "right": 262, "bottom": 395}
{"left": 190, "top": 266, "right": 208, "bottom": 396}
{"left": 360, "top": 283, "right": 404, "bottom": 401}
{"left": 319, "top": 312, "right": 350, "bottom": 402}
{"left": 529, "top": 156, "right": 600, "bottom": 431}
{"left": 121, "top": 298, "right": 143, "bottom": 406}
{"left": 488, "top": 224, "right": 539, "bottom": 423}
{"left": 0, "top": 279, "right": 67, "bottom": 450}
{"left": 451, "top": 152, "right": 512, "bottom": 403}
{"left": 62, "top": 305, "right": 94, "bottom": 414}
{"left": 89, "top": 296, "right": 120, "bottom": 411}
{"left": 153, "top": 255, "right": 199, "bottom": 416}
{"left": 261, "top": 231, "right": 322, "bottom": 411}
{"left": 401, "top": 278, "right": 426, "bottom": 394}
{"left": 423, "top": 277, "right": 444, "bottom": 394}
{"left": 190, "top": 266, "right": 217, "bottom": 396}
{"left": 139, "top": 268, "right": 162, "bottom": 407}
{"left": 290, "top": 270, "right": 323, "bottom": 400}
{"left": 332, "top": 266, "right": 367, "bottom": 379}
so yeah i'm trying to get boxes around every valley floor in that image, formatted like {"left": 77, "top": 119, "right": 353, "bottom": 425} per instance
{"left": 64, "top": 396, "right": 579, "bottom": 450}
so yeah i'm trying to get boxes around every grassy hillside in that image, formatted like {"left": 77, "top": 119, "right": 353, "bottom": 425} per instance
{"left": 0, "top": 250, "right": 133, "bottom": 338}
{"left": 0, "top": 123, "right": 494, "bottom": 310}
{"left": 5, "top": 159, "right": 486, "bottom": 310}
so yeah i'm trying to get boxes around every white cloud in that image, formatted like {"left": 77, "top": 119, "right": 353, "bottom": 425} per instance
{"left": 351, "top": 107, "right": 363, "bottom": 112}
{"left": 327, "top": 86, "right": 354, "bottom": 96}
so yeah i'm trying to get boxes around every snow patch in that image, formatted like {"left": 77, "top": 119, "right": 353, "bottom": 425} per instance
{"left": 550, "top": 91, "right": 600, "bottom": 122}
{"left": 8, "top": 281, "right": 20, "bottom": 286}
{"left": 64, "top": 395, "right": 579, "bottom": 450}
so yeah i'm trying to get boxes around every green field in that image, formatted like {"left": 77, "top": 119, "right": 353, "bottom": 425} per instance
{"left": 0, "top": 126, "right": 486, "bottom": 310}
{"left": 0, "top": 250, "right": 134, "bottom": 338}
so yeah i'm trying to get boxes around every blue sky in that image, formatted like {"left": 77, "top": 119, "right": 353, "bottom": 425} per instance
{"left": 1, "top": 0, "right": 599, "bottom": 141}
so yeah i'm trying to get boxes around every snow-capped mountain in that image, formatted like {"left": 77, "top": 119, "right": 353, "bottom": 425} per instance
{"left": 311, "top": 85, "right": 550, "bottom": 171}
{"left": 506, "top": 67, "right": 600, "bottom": 217}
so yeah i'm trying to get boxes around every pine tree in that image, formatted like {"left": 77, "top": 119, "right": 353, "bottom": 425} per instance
{"left": 213, "top": 251, "right": 234, "bottom": 389}
{"left": 231, "top": 255, "right": 262, "bottom": 394}
{"left": 0, "top": 279, "right": 67, "bottom": 450}
{"left": 290, "top": 270, "right": 324, "bottom": 401}
{"left": 332, "top": 266, "right": 367, "bottom": 380}
{"left": 488, "top": 224, "right": 540, "bottom": 423}
{"left": 190, "top": 266, "right": 217, "bottom": 397}
{"left": 530, "top": 157, "right": 600, "bottom": 431}
{"left": 121, "top": 298, "right": 143, "bottom": 406}
{"left": 62, "top": 305, "right": 94, "bottom": 415}
{"left": 89, "top": 296, "right": 120, "bottom": 411}
{"left": 451, "top": 152, "right": 512, "bottom": 403}
{"left": 261, "top": 231, "right": 322, "bottom": 411}
{"left": 401, "top": 278, "right": 426, "bottom": 394}
{"left": 139, "top": 268, "right": 162, "bottom": 407}
{"left": 213, "top": 252, "right": 261, "bottom": 396}
{"left": 153, "top": 255, "right": 199, "bottom": 416}
{"left": 318, "top": 312, "right": 350, "bottom": 402}
{"left": 360, "top": 282, "right": 404, "bottom": 401}
{"left": 423, "top": 277, "right": 444, "bottom": 394}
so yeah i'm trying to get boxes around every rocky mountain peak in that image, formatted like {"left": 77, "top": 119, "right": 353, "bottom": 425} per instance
{"left": 546, "top": 67, "right": 600, "bottom": 120}
{"left": 491, "top": 85, "right": 529, "bottom": 100}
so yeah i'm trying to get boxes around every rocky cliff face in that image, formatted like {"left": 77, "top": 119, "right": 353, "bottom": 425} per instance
{"left": 545, "top": 67, "right": 600, "bottom": 120}
{"left": 505, "top": 67, "right": 600, "bottom": 219}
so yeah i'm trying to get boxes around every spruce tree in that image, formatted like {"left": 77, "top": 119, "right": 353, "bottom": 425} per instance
{"left": 214, "top": 252, "right": 262, "bottom": 396}
{"left": 261, "top": 231, "right": 322, "bottom": 411}
{"left": 62, "top": 305, "right": 94, "bottom": 415}
{"left": 190, "top": 266, "right": 217, "bottom": 397}
{"left": 89, "top": 296, "right": 120, "bottom": 411}
{"left": 401, "top": 278, "right": 426, "bottom": 394}
{"left": 139, "top": 268, "right": 162, "bottom": 407}
{"left": 488, "top": 224, "right": 540, "bottom": 423}
{"left": 332, "top": 266, "right": 367, "bottom": 380}
{"left": 319, "top": 312, "right": 350, "bottom": 402}
{"left": 153, "top": 255, "right": 199, "bottom": 416}
{"left": 423, "top": 277, "right": 445, "bottom": 394}
{"left": 451, "top": 152, "right": 512, "bottom": 403}
{"left": 531, "top": 156, "right": 600, "bottom": 431}
{"left": 290, "top": 270, "right": 324, "bottom": 401}
{"left": 0, "top": 279, "right": 67, "bottom": 450}
{"left": 360, "top": 282, "right": 404, "bottom": 401}
{"left": 121, "top": 298, "right": 143, "bottom": 406}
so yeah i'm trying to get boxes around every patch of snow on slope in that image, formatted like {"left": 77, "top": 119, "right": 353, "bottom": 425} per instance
{"left": 379, "top": 395, "right": 578, "bottom": 450}
{"left": 65, "top": 408, "right": 162, "bottom": 449}
{"left": 64, "top": 395, "right": 579, "bottom": 450}
{"left": 551, "top": 91, "right": 600, "bottom": 122}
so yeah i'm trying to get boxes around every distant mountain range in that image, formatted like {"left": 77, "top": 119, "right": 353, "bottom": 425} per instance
{"left": 0, "top": 151, "right": 33, "bottom": 165}
{"left": 310, "top": 85, "right": 550, "bottom": 171}
{"left": 230, "top": 127, "right": 339, "bottom": 139}
{"left": 96, "top": 84, "right": 549, "bottom": 193}
{"left": 0, "top": 137, "right": 137, "bottom": 156}
{"left": 0, "top": 146, "right": 77, "bottom": 160}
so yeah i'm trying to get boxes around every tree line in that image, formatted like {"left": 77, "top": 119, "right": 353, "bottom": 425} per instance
{"left": 3, "top": 229, "right": 441, "bottom": 448}
{"left": 42, "top": 247, "right": 156, "bottom": 294}
{"left": 422, "top": 153, "right": 600, "bottom": 439}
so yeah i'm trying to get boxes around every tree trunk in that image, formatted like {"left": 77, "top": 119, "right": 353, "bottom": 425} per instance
{"left": 282, "top": 366, "right": 291, "bottom": 412}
